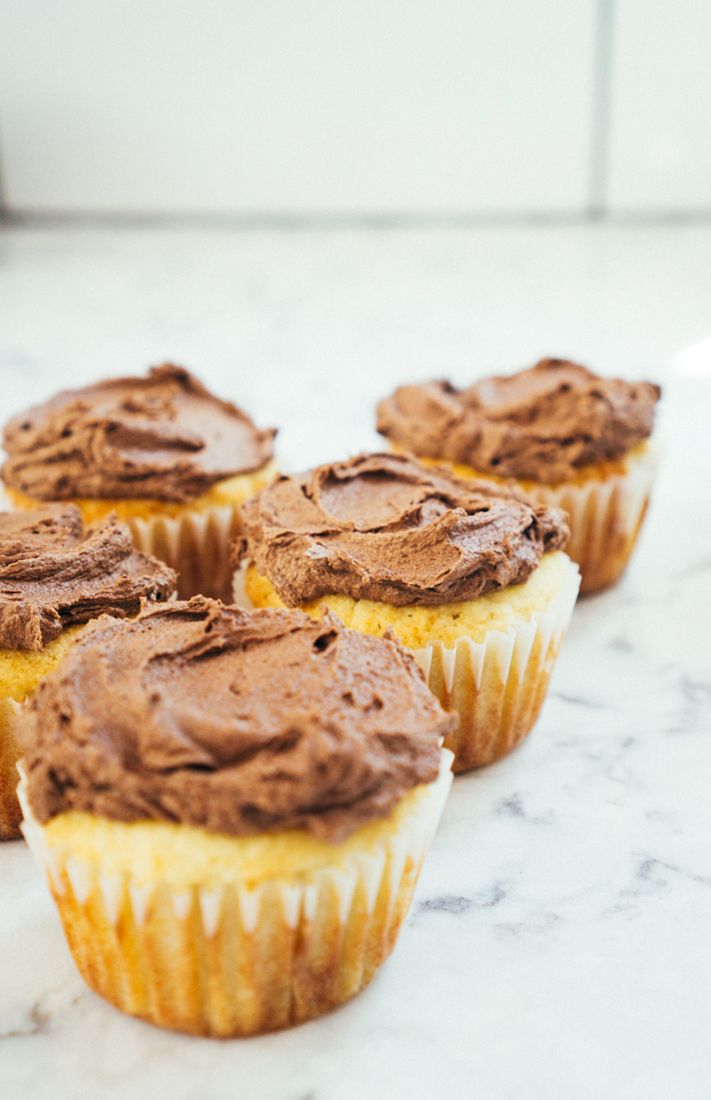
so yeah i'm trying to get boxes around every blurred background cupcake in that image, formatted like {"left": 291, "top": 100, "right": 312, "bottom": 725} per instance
{"left": 237, "top": 452, "right": 579, "bottom": 772}
{"left": 377, "top": 358, "right": 661, "bottom": 595}
{"left": 0, "top": 504, "right": 175, "bottom": 838}
{"left": 18, "top": 598, "right": 454, "bottom": 1037}
{"left": 2, "top": 364, "right": 276, "bottom": 599}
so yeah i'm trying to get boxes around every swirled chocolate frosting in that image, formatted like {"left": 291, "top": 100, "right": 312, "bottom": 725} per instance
{"left": 0, "top": 505, "right": 176, "bottom": 651}
{"left": 21, "top": 598, "right": 453, "bottom": 840}
{"left": 377, "top": 358, "right": 661, "bottom": 483}
{"left": 2, "top": 364, "right": 276, "bottom": 502}
{"left": 238, "top": 452, "right": 568, "bottom": 606}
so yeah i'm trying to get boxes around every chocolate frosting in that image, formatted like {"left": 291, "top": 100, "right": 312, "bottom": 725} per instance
{"left": 2, "top": 364, "right": 276, "bottom": 502}
{"left": 0, "top": 505, "right": 176, "bottom": 651}
{"left": 21, "top": 598, "right": 453, "bottom": 840}
{"left": 376, "top": 358, "right": 661, "bottom": 483}
{"left": 238, "top": 452, "right": 568, "bottom": 606}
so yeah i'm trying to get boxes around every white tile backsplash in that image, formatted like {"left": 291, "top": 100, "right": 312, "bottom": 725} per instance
{"left": 608, "top": 0, "right": 711, "bottom": 212}
{"left": 0, "top": 0, "right": 595, "bottom": 214}
{"left": 0, "top": 1, "right": 709, "bottom": 217}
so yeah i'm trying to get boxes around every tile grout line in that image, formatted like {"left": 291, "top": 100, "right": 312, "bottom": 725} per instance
{"left": 6, "top": 210, "right": 711, "bottom": 230}
{"left": 0, "top": 142, "right": 7, "bottom": 222}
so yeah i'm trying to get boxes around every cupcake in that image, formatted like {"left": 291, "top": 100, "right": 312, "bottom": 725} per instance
{"left": 18, "top": 598, "right": 454, "bottom": 1037}
{"left": 376, "top": 358, "right": 661, "bottom": 595}
{"left": 237, "top": 452, "right": 579, "bottom": 772}
{"left": 2, "top": 364, "right": 276, "bottom": 599}
{"left": 0, "top": 504, "right": 175, "bottom": 838}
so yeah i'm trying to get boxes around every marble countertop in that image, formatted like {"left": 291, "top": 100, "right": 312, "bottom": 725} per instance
{"left": 1, "top": 222, "right": 710, "bottom": 1100}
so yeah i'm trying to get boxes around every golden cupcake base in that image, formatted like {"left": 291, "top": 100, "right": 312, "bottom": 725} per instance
{"left": 0, "top": 628, "right": 82, "bottom": 840}
{"left": 241, "top": 555, "right": 579, "bottom": 774}
{"left": 0, "top": 700, "right": 22, "bottom": 839}
{"left": 18, "top": 755, "right": 452, "bottom": 1037}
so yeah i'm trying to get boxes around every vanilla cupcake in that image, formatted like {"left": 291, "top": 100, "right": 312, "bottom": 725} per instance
{"left": 0, "top": 505, "right": 175, "bottom": 838}
{"left": 2, "top": 364, "right": 276, "bottom": 599}
{"left": 237, "top": 452, "right": 579, "bottom": 772}
{"left": 18, "top": 598, "right": 454, "bottom": 1037}
{"left": 377, "top": 358, "right": 661, "bottom": 595}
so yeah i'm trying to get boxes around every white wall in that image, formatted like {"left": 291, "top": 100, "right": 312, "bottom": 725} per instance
{"left": 608, "top": 0, "right": 711, "bottom": 213}
{"left": 0, "top": 0, "right": 707, "bottom": 217}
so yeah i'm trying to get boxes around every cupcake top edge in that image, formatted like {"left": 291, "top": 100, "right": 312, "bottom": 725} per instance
{"left": 2, "top": 363, "right": 277, "bottom": 503}
{"left": 19, "top": 597, "right": 453, "bottom": 842}
{"left": 376, "top": 358, "right": 662, "bottom": 483}
{"left": 0, "top": 504, "right": 177, "bottom": 651}
{"left": 238, "top": 451, "right": 569, "bottom": 607}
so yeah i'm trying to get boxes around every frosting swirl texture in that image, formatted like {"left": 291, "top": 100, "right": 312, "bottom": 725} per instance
{"left": 3, "top": 364, "right": 275, "bottom": 502}
{"left": 0, "top": 505, "right": 176, "bottom": 651}
{"left": 376, "top": 358, "right": 661, "bottom": 483}
{"left": 238, "top": 452, "right": 568, "bottom": 606}
{"left": 20, "top": 599, "right": 453, "bottom": 840}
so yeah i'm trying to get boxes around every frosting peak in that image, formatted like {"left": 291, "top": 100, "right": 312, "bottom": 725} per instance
{"left": 376, "top": 358, "right": 661, "bottom": 483}
{"left": 0, "top": 505, "right": 176, "bottom": 650}
{"left": 2, "top": 364, "right": 276, "bottom": 502}
{"left": 20, "top": 599, "right": 453, "bottom": 840}
{"left": 238, "top": 452, "right": 568, "bottom": 606}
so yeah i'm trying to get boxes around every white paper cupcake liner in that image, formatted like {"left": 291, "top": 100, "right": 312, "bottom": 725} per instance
{"left": 230, "top": 558, "right": 253, "bottom": 610}
{"left": 393, "top": 442, "right": 657, "bottom": 596}
{"left": 128, "top": 504, "right": 239, "bottom": 600}
{"left": 527, "top": 444, "right": 657, "bottom": 595}
{"left": 239, "top": 557, "right": 580, "bottom": 772}
{"left": 18, "top": 752, "right": 453, "bottom": 1037}
{"left": 410, "top": 557, "right": 580, "bottom": 770}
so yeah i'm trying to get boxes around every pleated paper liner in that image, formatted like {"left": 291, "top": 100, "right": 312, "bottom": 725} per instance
{"left": 5, "top": 461, "right": 278, "bottom": 602}
{"left": 404, "top": 443, "right": 657, "bottom": 598}
{"left": 412, "top": 557, "right": 580, "bottom": 771}
{"left": 0, "top": 699, "right": 23, "bottom": 839}
{"left": 524, "top": 444, "right": 656, "bottom": 596}
{"left": 127, "top": 460, "right": 279, "bottom": 600}
{"left": 18, "top": 752, "right": 453, "bottom": 1038}
{"left": 229, "top": 553, "right": 252, "bottom": 610}
{"left": 237, "top": 558, "right": 580, "bottom": 773}
{"left": 0, "top": 500, "right": 236, "bottom": 602}
{"left": 128, "top": 503, "right": 239, "bottom": 600}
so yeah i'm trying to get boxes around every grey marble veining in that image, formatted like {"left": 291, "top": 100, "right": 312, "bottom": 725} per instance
{"left": 0, "top": 223, "right": 709, "bottom": 1100}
